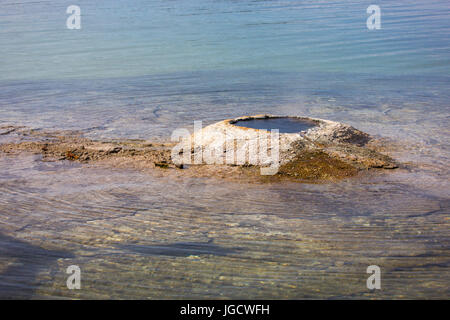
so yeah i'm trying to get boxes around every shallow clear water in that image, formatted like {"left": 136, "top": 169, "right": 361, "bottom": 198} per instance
{"left": 0, "top": 0, "right": 449, "bottom": 299}
{"left": 234, "top": 117, "right": 317, "bottom": 133}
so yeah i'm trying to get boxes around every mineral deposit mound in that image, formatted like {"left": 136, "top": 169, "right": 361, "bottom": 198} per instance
{"left": 176, "top": 114, "right": 398, "bottom": 180}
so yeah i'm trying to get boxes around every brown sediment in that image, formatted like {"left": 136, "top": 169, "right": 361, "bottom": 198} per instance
{"left": 279, "top": 150, "right": 359, "bottom": 181}
{"left": 0, "top": 124, "right": 398, "bottom": 183}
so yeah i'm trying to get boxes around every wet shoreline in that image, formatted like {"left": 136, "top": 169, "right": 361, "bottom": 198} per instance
{"left": 0, "top": 123, "right": 448, "bottom": 299}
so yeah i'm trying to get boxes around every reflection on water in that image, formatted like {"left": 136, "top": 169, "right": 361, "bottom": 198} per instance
{"left": 0, "top": 233, "right": 73, "bottom": 299}
{"left": 118, "top": 240, "right": 242, "bottom": 258}
{"left": 234, "top": 117, "right": 318, "bottom": 133}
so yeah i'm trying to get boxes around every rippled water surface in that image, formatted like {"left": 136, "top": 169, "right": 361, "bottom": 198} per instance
{"left": 0, "top": 0, "right": 449, "bottom": 299}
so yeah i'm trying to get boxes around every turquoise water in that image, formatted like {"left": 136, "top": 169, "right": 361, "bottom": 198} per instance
{"left": 0, "top": 1, "right": 449, "bottom": 299}
{"left": 1, "top": 0, "right": 449, "bottom": 80}
{"left": 0, "top": 0, "right": 449, "bottom": 139}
